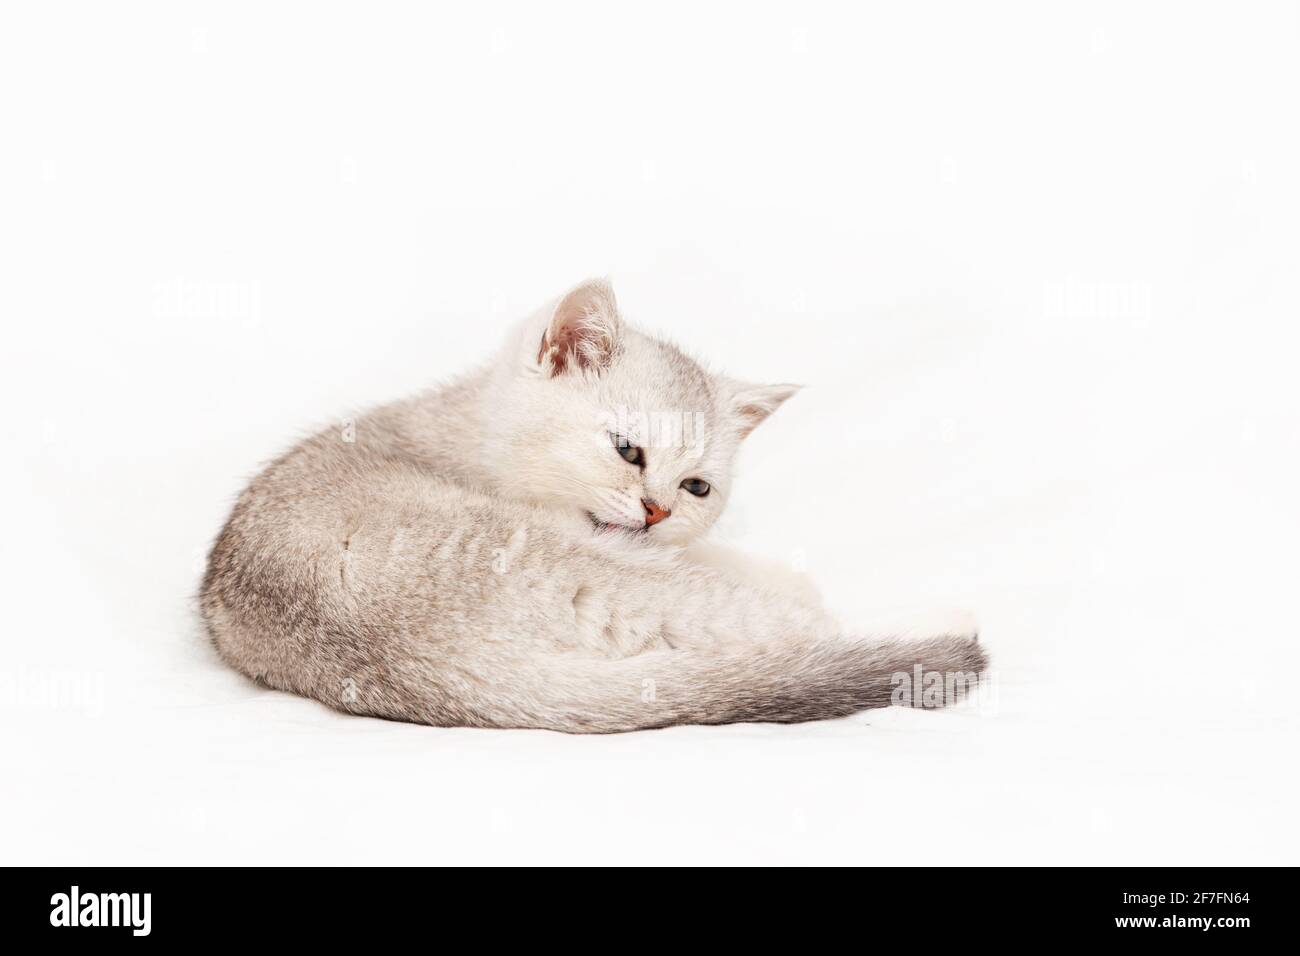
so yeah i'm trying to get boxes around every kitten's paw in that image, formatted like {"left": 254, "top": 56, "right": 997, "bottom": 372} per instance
{"left": 684, "top": 541, "right": 827, "bottom": 611}
{"left": 856, "top": 605, "right": 979, "bottom": 642}
{"left": 749, "top": 563, "right": 827, "bottom": 611}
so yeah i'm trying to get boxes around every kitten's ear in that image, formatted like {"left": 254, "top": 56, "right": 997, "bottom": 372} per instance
{"left": 537, "top": 279, "right": 622, "bottom": 376}
{"left": 728, "top": 381, "right": 801, "bottom": 438}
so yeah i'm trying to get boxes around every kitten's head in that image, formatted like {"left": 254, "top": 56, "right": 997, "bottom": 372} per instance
{"left": 483, "top": 279, "right": 797, "bottom": 546}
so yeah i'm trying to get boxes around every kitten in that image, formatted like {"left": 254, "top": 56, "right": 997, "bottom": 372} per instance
{"left": 201, "top": 280, "right": 985, "bottom": 732}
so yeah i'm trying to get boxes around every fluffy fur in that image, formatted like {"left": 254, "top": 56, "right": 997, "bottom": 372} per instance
{"left": 201, "top": 280, "right": 986, "bottom": 732}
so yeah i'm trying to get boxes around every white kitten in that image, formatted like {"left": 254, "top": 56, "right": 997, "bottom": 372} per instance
{"left": 201, "top": 279, "right": 985, "bottom": 732}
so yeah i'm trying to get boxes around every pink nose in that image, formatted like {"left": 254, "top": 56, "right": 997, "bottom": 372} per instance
{"left": 643, "top": 499, "right": 671, "bottom": 527}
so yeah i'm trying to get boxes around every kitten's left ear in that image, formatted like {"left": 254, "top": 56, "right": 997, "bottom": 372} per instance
{"left": 728, "top": 381, "right": 801, "bottom": 438}
{"left": 537, "top": 278, "right": 622, "bottom": 376}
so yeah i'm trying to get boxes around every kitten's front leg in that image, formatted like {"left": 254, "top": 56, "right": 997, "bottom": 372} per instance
{"left": 683, "top": 539, "right": 827, "bottom": 613}
{"left": 679, "top": 543, "right": 979, "bottom": 648}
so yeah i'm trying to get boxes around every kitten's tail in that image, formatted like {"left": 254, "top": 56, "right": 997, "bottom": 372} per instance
{"left": 348, "top": 633, "right": 988, "bottom": 733}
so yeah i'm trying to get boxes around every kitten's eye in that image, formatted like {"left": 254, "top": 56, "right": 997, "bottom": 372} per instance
{"left": 610, "top": 433, "right": 645, "bottom": 468}
{"left": 681, "top": 478, "right": 710, "bottom": 497}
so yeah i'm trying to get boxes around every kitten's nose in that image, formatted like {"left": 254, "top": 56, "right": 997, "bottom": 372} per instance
{"left": 642, "top": 498, "right": 671, "bottom": 527}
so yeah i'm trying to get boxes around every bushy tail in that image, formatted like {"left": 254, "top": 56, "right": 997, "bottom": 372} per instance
{"left": 326, "top": 633, "right": 989, "bottom": 733}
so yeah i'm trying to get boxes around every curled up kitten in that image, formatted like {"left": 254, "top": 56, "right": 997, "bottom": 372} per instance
{"left": 201, "top": 280, "right": 986, "bottom": 732}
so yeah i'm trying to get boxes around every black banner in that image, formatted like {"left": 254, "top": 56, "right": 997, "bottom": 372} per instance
{"left": 3, "top": 867, "right": 1283, "bottom": 945}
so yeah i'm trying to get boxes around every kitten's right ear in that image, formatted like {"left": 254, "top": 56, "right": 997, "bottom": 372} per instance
{"left": 728, "top": 380, "right": 801, "bottom": 438}
{"left": 536, "top": 279, "right": 622, "bottom": 376}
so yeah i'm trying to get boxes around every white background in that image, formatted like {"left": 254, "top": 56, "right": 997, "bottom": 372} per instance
{"left": 2, "top": 2, "right": 1297, "bottom": 864}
